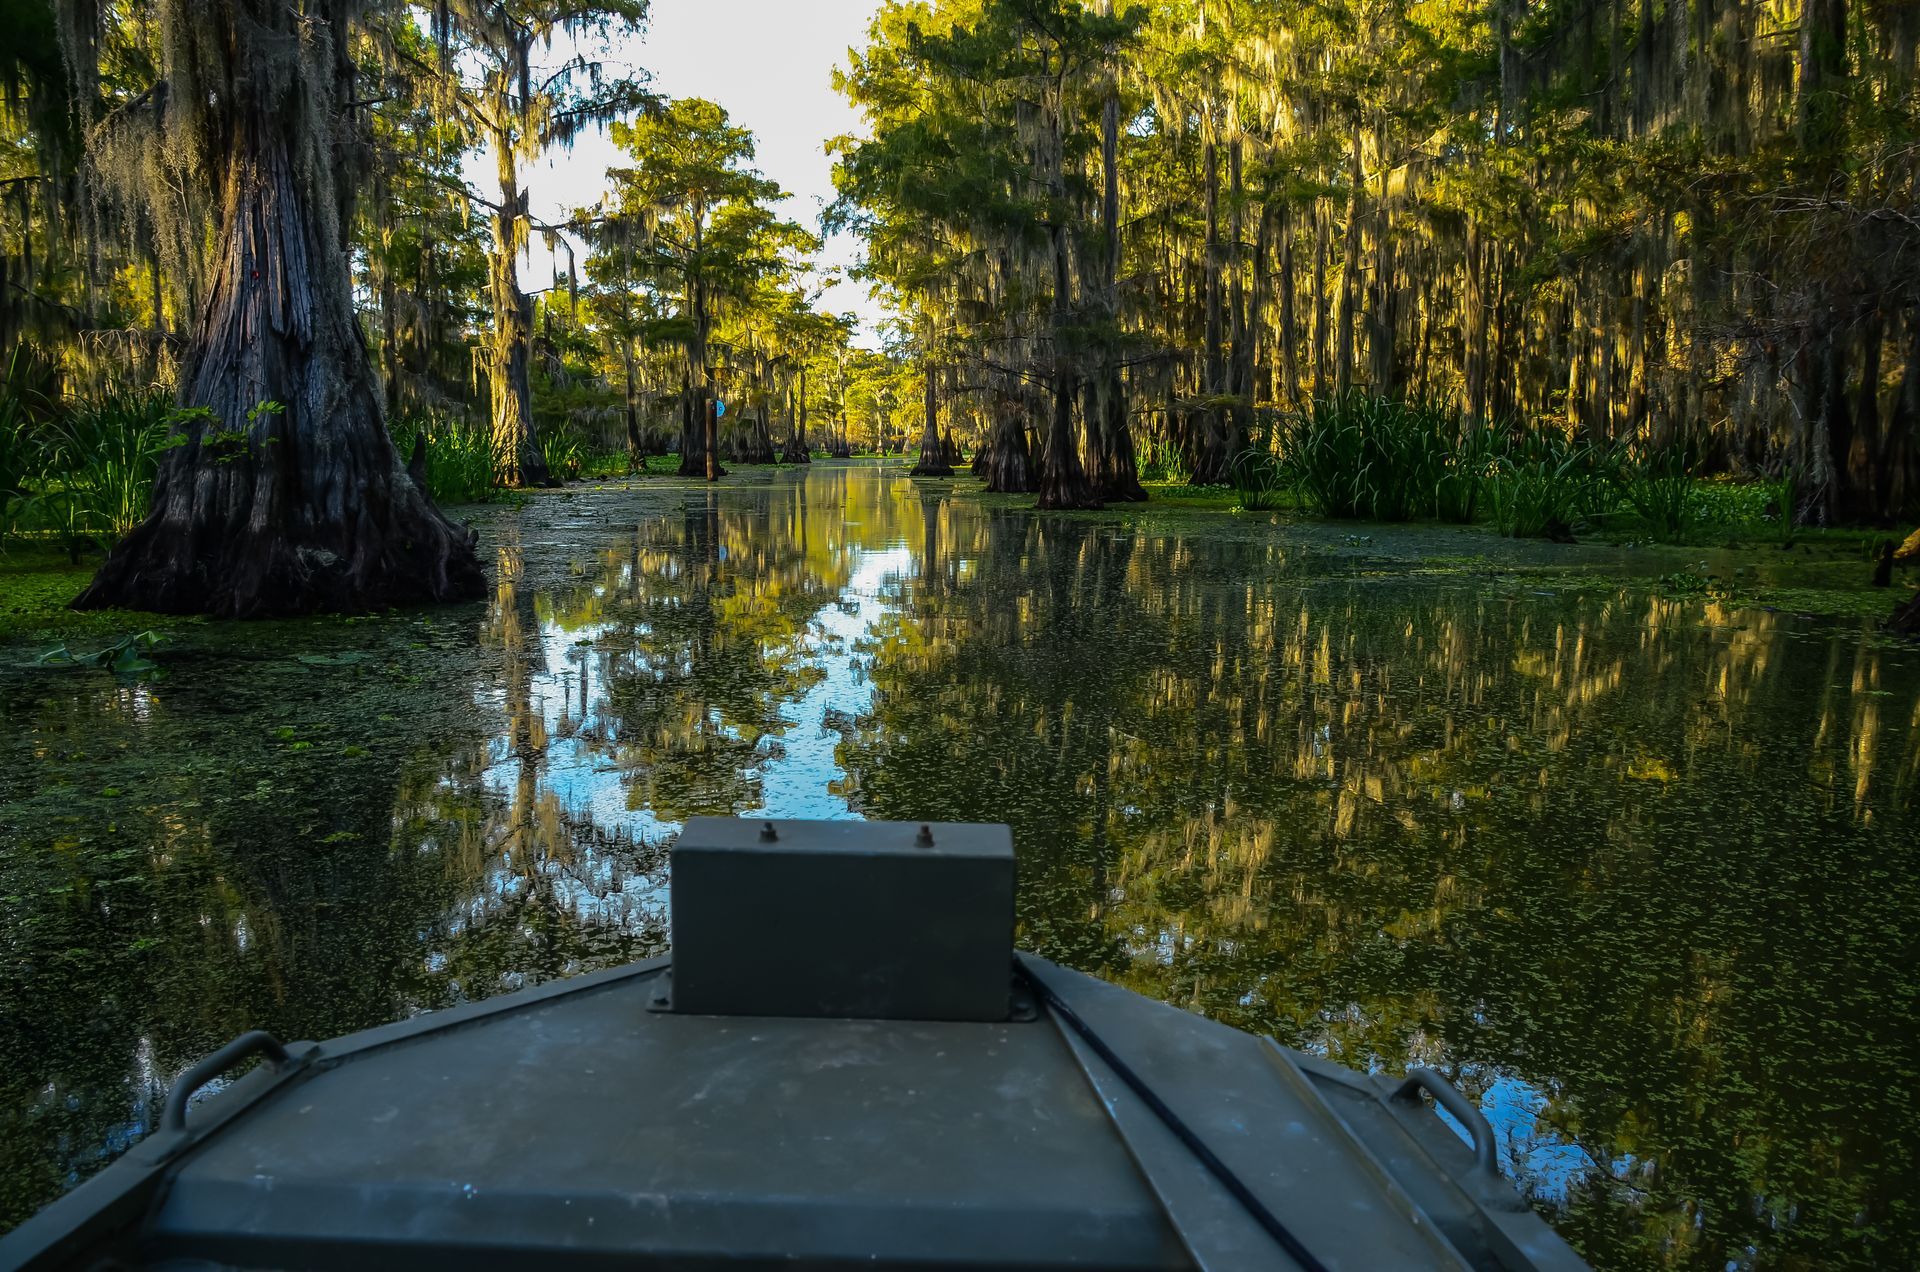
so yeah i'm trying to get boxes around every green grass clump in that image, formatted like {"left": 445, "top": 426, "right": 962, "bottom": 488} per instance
{"left": 1136, "top": 437, "right": 1192, "bottom": 485}
{"left": 388, "top": 414, "right": 500, "bottom": 504}
{"left": 1230, "top": 440, "right": 1289, "bottom": 511}
{"left": 43, "top": 388, "right": 182, "bottom": 544}
{"left": 1433, "top": 419, "right": 1502, "bottom": 524}
{"left": 1278, "top": 394, "right": 1454, "bottom": 521}
{"left": 1483, "top": 432, "right": 1614, "bottom": 540}
{"left": 579, "top": 450, "right": 637, "bottom": 480}
{"left": 539, "top": 428, "right": 586, "bottom": 482}
{"left": 0, "top": 384, "right": 35, "bottom": 538}
{"left": 1615, "top": 435, "right": 1706, "bottom": 543}
{"left": 2, "top": 374, "right": 179, "bottom": 556}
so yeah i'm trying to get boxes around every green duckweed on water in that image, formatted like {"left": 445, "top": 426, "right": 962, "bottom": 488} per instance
{"left": 3, "top": 461, "right": 1919, "bottom": 1271}
{"left": 0, "top": 546, "right": 172, "bottom": 646}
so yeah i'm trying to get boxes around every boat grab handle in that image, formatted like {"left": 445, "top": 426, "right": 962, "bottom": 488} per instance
{"left": 1392, "top": 1068, "right": 1500, "bottom": 1182}
{"left": 161, "top": 1031, "right": 293, "bottom": 1134}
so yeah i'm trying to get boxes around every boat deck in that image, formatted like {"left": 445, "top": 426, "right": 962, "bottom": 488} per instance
{"left": 4, "top": 956, "right": 1587, "bottom": 1272}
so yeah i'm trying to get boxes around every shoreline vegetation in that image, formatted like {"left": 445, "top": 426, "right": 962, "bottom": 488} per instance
{"left": 6, "top": 366, "right": 1914, "bottom": 644}
{"left": 6, "top": 453, "right": 1913, "bottom": 650}
{"left": 5, "top": 0, "right": 1918, "bottom": 623}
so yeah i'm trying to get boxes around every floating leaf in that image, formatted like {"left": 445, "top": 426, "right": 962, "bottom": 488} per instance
{"left": 23, "top": 632, "right": 166, "bottom": 678}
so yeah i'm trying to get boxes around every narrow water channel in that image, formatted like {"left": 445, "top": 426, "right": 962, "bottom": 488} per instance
{"left": 3, "top": 461, "right": 1917, "bottom": 1269}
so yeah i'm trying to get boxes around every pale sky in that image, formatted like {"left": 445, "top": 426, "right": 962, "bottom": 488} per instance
{"left": 502, "top": 0, "right": 889, "bottom": 345}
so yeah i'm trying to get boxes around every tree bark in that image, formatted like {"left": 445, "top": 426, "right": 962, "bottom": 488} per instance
{"left": 1226, "top": 138, "right": 1251, "bottom": 461}
{"left": 623, "top": 338, "right": 643, "bottom": 472}
{"left": 1278, "top": 205, "right": 1300, "bottom": 410}
{"left": 487, "top": 140, "right": 553, "bottom": 488}
{"left": 1036, "top": 75, "right": 1100, "bottom": 512}
{"left": 675, "top": 372, "right": 699, "bottom": 472}
{"left": 77, "top": 114, "right": 482, "bottom": 617}
{"left": 1366, "top": 131, "right": 1397, "bottom": 394}
{"left": 912, "top": 359, "right": 955, "bottom": 476}
{"left": 981, "top": 312, "right": 1038, "bottom": 494}
{"left": 1036, "top": 338, "right": 1098, "bottom": 509}
{"left": 1094, "top": 40, "right": 1144, "bottom": 502}
{"left": 1252, "top": 200, "right": 1274, "bottom": 413}
{"left": 1194, "top": 132, "right": 1228, "bottom": 483}
{"left": 1334, "top": 126, "right": 1363, "bottom": 398}
{"left": 782, "top": 366, "right": 811, "bottom": 463}
{"left": 1312, "top": 201, "right": 1329, "bottom": 400}
{"left": 378, "top": 262, "right": 400, "bottom": 420}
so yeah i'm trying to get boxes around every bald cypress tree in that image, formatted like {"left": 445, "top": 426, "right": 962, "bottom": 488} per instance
{"left": 70, "top": 0, "right": 483, "bottom": 617}
{"left": 413, "top": 1, "right": 649, "bottom": 489}
{"left": 602, "top": 99, "right": 795, "bottom": 480}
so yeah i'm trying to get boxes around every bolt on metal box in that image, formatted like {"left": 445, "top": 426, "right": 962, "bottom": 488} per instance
{"left": 667, "top": 817, "right": 1016, "bottom": 1021}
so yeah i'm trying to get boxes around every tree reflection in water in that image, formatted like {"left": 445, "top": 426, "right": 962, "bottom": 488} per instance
{"left": 2, "top": 462, "right": 1917, "bottom": 1269}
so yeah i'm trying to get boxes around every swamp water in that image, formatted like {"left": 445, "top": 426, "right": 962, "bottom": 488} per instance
{"left": 2, "top": 460, "right": 1917, "bottom": 1270}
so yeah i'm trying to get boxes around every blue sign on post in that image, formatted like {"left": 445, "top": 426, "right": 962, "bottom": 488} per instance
{"left": 716, "top": 400, "right": 727, "bottom": 418}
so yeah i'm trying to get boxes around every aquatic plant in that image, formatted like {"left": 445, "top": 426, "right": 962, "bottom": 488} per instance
{"left": 27, "top": 630, "right": 166, "bottom": 677}
{"left": 1691, "top": 478, "right": 1774, "bottom": 530}
{"left": 539, "top": 428, "right": 586, "bottom": 482}
{"left": 1136, "top": 436, "right": 1191, "bottom": 485}
{"left": 1, "top": 387, "right": 179, "bottom": 555}
{"left": 0, "top": 346, "right": 61, "bottom": 542}
{"left": 0, "top": 390, "right": 37, "bottom": 541}
{"left": 1768, "top": 468, "right": 1802, "bottom": 544}
{"left": 1230, "top": 417, "right": 1290, "bottom": 512}
{"left": 388, "top": 415, "right": 500, "bottom": 505}
{"left": 39, "top": 390, "right": 182, "bottom": 547}
{"left": 1229, "top": 444, "right": 1287, "bottom": 511}
{"left": 1484, "top": 432, "right": 1612, "bottom": 540}
{"left": 1279, "top": 394, "right": 1449, "bottom": 521}
{"left": 1433, "top": 417, "right": 1502, "bottom": 525}
{"left": 1619, "top": 436, "right": 1701, "bottom": 543}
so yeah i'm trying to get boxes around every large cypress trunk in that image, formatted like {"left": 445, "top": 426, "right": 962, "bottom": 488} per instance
{"left": 741, "top": 405, "right": 778, "bottom": 464}
{"left": 77, "top": 116, "right": 483, "bottom": 618}
{"left": 1036, "top": 213, "right": 1100, "bottom": 510}
{"left": 1036, "top": 357, "right": 1098, "bottom": 509}
{"left": 781, "top": 369, "right": 811, "bottom": 463}
{"left": 1034, "top": 74, "right": 1099, "bottom": 512}
{"left": 674, "top": 374, "right": 698, "bottom": 473}
{"left": 980, "top": 396, "right": 1037, "bottom": 492}
{"left": 981, "top": 254, "right": 1038, "bottom": 491}
{"left": 676, "top": 279, "right": 724, "bottom": 480}
{"left": 1093, "top": 47, "right": 1144, "bottom": 503}
{"left": 1094, "top": 379, "right": 1143, "bottom": 501}
{"left": 911, "top": 362, "right": 955, "bottom": 476}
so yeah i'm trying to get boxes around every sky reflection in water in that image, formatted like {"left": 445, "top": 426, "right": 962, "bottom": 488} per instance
{"left": 2, "top": 462, "right": 1917, "bottom": 1270}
